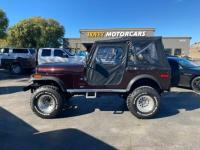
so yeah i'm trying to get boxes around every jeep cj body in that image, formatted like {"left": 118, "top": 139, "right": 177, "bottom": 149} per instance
{"left": 24, "top": 37, "right": 171, "bottom": 119}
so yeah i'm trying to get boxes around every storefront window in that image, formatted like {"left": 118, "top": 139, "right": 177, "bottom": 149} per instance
{"left": 164, "top": 48, "right": 172, "bottom": 56}
{"left": 174, "top": 49, "right": 182, "bottom": 56}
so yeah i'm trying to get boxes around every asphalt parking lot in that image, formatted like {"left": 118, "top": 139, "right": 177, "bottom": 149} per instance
{"left": 0, "top": 69, "right": 200, "bottom": 150}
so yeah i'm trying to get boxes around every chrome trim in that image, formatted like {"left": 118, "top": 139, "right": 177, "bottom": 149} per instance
{"left": 67, "top": 89, "right": 127, "bottom": 93}
{"left": 86, "top": 92, "right": 97, "bottom": 99}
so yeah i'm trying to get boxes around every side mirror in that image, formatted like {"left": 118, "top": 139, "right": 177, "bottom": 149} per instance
{"left": 179, "top": 65, "right": 183, "bottom": 70}
{"left": 95, "top": 63, "right": 109, "bottom": 78}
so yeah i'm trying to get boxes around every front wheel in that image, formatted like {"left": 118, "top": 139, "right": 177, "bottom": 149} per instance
{"left": 127, "top": 86, "right": 160, "bottom": 119}
{"left": 191, "top": 76, "right": 200, "bottom": 93}
{"left": 30, "top": 85, "right": 64, "bottom": 119}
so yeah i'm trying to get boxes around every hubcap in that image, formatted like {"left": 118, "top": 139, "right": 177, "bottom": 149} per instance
{"left": 12, "top": 65, "right": 21, "bottom": 74}
{"left": 37, "top": 95, "right": 56, "bottom": 114}
{"left": 136, "top": 95, "right": 155, "bottom": 113}
{"left": 193, "top": 79, "right": 200, "bottom": 92}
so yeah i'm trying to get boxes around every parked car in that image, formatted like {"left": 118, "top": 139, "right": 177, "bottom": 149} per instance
{"left": 168, "top": 56, "right": 200, "bottom": 93}
{"left": 0, "top": 48, "right": 3, "bottom": 67}
{"left": 37, "top": 48, "right": 85, "bottom": 65}
{"left": 24, "top": 37, "right": 171, "bottom": 119}
{"left": 1, "top": 48, "right": 36, "bottom": 74}
{"left": 76, "top": 50, "right": 88, "bottom": 57}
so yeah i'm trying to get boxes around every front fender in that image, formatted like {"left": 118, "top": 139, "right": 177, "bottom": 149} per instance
{"left": 24, "top": 76, "right": 66, "bottom": 92}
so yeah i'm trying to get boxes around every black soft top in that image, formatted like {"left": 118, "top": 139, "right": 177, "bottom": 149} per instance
{"left": 95, "top": 36, "right": 162, "bottom": 44}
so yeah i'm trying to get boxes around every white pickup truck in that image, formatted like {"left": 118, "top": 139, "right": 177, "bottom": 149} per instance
{"left": 0, "top": 48, "right": 36, "bottom": 74}
{"left": 37, "top": 48, "right": 85, "bottom": 65}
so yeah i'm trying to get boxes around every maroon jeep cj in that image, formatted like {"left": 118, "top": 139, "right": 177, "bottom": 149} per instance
{"left": 24, "top": 37, "right": 171, "bottom": 119}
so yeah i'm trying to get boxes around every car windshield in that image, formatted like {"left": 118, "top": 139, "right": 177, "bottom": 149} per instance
{"left": 29, "top": 49, "right": 36, "bottom": 54}
{"left": 77, "top": 51, "right": 87, "bottom": 57}
{"left": 179, "top": 59, "right": 198, "bottom": 68}
{"left": 64, "top": 49, "right": 74, "bottom": 56}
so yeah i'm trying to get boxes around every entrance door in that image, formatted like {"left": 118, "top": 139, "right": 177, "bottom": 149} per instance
{"left": 86, "top": 43, "right": 127, "bottom": 86}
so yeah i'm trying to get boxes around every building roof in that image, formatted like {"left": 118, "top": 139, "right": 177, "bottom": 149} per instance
{"left": 162, "top": 37, "right": 192, "bottom": 39}
{"left": 80, "top": 28, "right": 156, "bottom": 32}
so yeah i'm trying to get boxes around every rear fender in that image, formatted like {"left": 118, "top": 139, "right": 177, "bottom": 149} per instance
{"left": 127, "top": 74, "right": 162, "bottom": 92}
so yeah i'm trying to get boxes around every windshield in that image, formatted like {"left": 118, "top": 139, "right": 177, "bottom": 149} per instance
{"left": 64, "top": 49, "right": 75, "bottom": 56}
{"left": 179, "top": 59, "right": 198, "bottom": 68}
{"left": 29, "top": 49, "right": 36, "bottom": 54}
{"left": 77, "top": 51, "right": 88, "bottom": 57}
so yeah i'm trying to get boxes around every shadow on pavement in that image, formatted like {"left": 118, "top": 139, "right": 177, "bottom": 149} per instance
{"left": 0, "top": 69, "right": 31, "bottom": 81}
{"left": 0, "top": 86, "right": 24, "bottom": 95}
{"left": 0, "top": 107, "right": 117, "bottom": 150}
{"left": 156, "top": 91, "right": 200, "bottom": 118}
{"left": 60, "top": 92, "right": 200, "bottom": 119}
{"left": 60, "top": 96, "right": 128, "bottom": 118}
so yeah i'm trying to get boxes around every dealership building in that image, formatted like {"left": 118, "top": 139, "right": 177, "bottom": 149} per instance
{"left": 64, "top": 28, "right": 191, "bottom": 56}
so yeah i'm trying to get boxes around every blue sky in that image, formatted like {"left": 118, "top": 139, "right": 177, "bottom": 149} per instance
{"left": 0, "top": 0, "right": 199, "bottom": 43}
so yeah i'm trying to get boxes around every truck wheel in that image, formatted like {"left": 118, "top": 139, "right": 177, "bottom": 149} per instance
{"left": 30, "top": 85, "right": 63, "bottom": 119}
{"left": 10, "top": 64, "right": 23, "bottom": 75}
{"left": 127, "top": 86, "right": 160, "bottom": 119}
{"left": 191, "top": 76, "right": 200, "bottom": 93}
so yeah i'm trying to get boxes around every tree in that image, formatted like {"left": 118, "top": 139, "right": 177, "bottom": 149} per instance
{"left": 8, "top": 17, "right": 65, "bottom": 48}
{"left": 0, "top": 39, "right": 9, "bottom": 47}
{"left": 0, "top": 9, "right": 9, "bottom": 39}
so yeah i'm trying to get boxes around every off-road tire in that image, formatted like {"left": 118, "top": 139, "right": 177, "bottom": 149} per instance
{"left": 30, "top": 85, "right": 64, "bottom": 119}
{"left": 127, "top": 86, "right": 160, "bottom": 119}
{"left": 191, "top": 76, "right": 200, "bottom": 93}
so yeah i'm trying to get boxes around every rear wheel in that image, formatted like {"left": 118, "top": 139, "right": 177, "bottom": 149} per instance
{"left": 10, "top": 63, "right": 23, "bottom": 75}
{"left": 191, "top": 76, "right": 200, "bottom": 93}
{"left": 127, "top": 86, "right": 160, "bottom": 119}
{"left": 30, "top": 85, "right": 64, "bottom": 119}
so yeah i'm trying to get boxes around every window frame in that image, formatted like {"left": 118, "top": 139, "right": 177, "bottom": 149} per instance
{"left": 174, "top": 48, "right": 182, "bottom": 56}
{"left": 128, "top": 41, "right": 159, "bottom": 66}
{"left": 13, "top": 49, "right": 29, "bottom": 54}
{"left": 54, "top": 49, "right": 67, "bottom": 58}
{"left": 94, "top": 45, "right": 124, "bottom": 65}
{"left": 41, "top": 49, "right": 51, "bottom": 57}
{"left": 2, "top": 48, "right": 9, "bottom": 53}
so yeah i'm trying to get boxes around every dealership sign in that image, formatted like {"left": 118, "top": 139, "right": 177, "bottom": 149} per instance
{"left": 87, "top": 31, "right": 146, "bottom": 38}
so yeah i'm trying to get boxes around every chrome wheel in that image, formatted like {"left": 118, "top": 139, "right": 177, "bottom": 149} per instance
{"left": 192, "top": 77, "right": 200, "bottom": 93}
{"left": 136, "top": 95, "right": 155, "bottom": 113}
{"left": 37, "top": 95, "right": 56, "bottom": 114}
{"left": 11, "top": 64, "right": 21, "bottom": 74}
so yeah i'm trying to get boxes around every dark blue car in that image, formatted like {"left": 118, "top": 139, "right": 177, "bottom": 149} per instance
{"left": 168, "top": 57, "right": 200, "bottom": 93}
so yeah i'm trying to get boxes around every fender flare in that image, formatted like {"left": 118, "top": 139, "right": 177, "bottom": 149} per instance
{"left": 32, "top": 76, "right": 66, "bottom": 92}
{"left": 126, "top": 74, "right": 162, "bottom": 91}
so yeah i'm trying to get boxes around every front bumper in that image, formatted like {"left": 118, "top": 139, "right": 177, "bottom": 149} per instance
{"left": 23, "top": 83, "right": 34, "bottom": 91}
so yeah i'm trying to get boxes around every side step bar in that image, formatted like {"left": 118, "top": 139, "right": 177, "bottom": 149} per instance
{"left": 86, "top": 92, "right": 97, "bottom": 99}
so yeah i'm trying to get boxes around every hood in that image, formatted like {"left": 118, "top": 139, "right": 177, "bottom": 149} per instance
{"left": 37, "top": 62, "right": 85, "bottom": 74}
{"left": 186, "top": 66, "right": 200, "bottom": 75}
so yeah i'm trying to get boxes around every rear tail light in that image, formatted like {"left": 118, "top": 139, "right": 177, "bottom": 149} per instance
{"left": 160, "top": 73, "right": 169, "bottom": 78}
